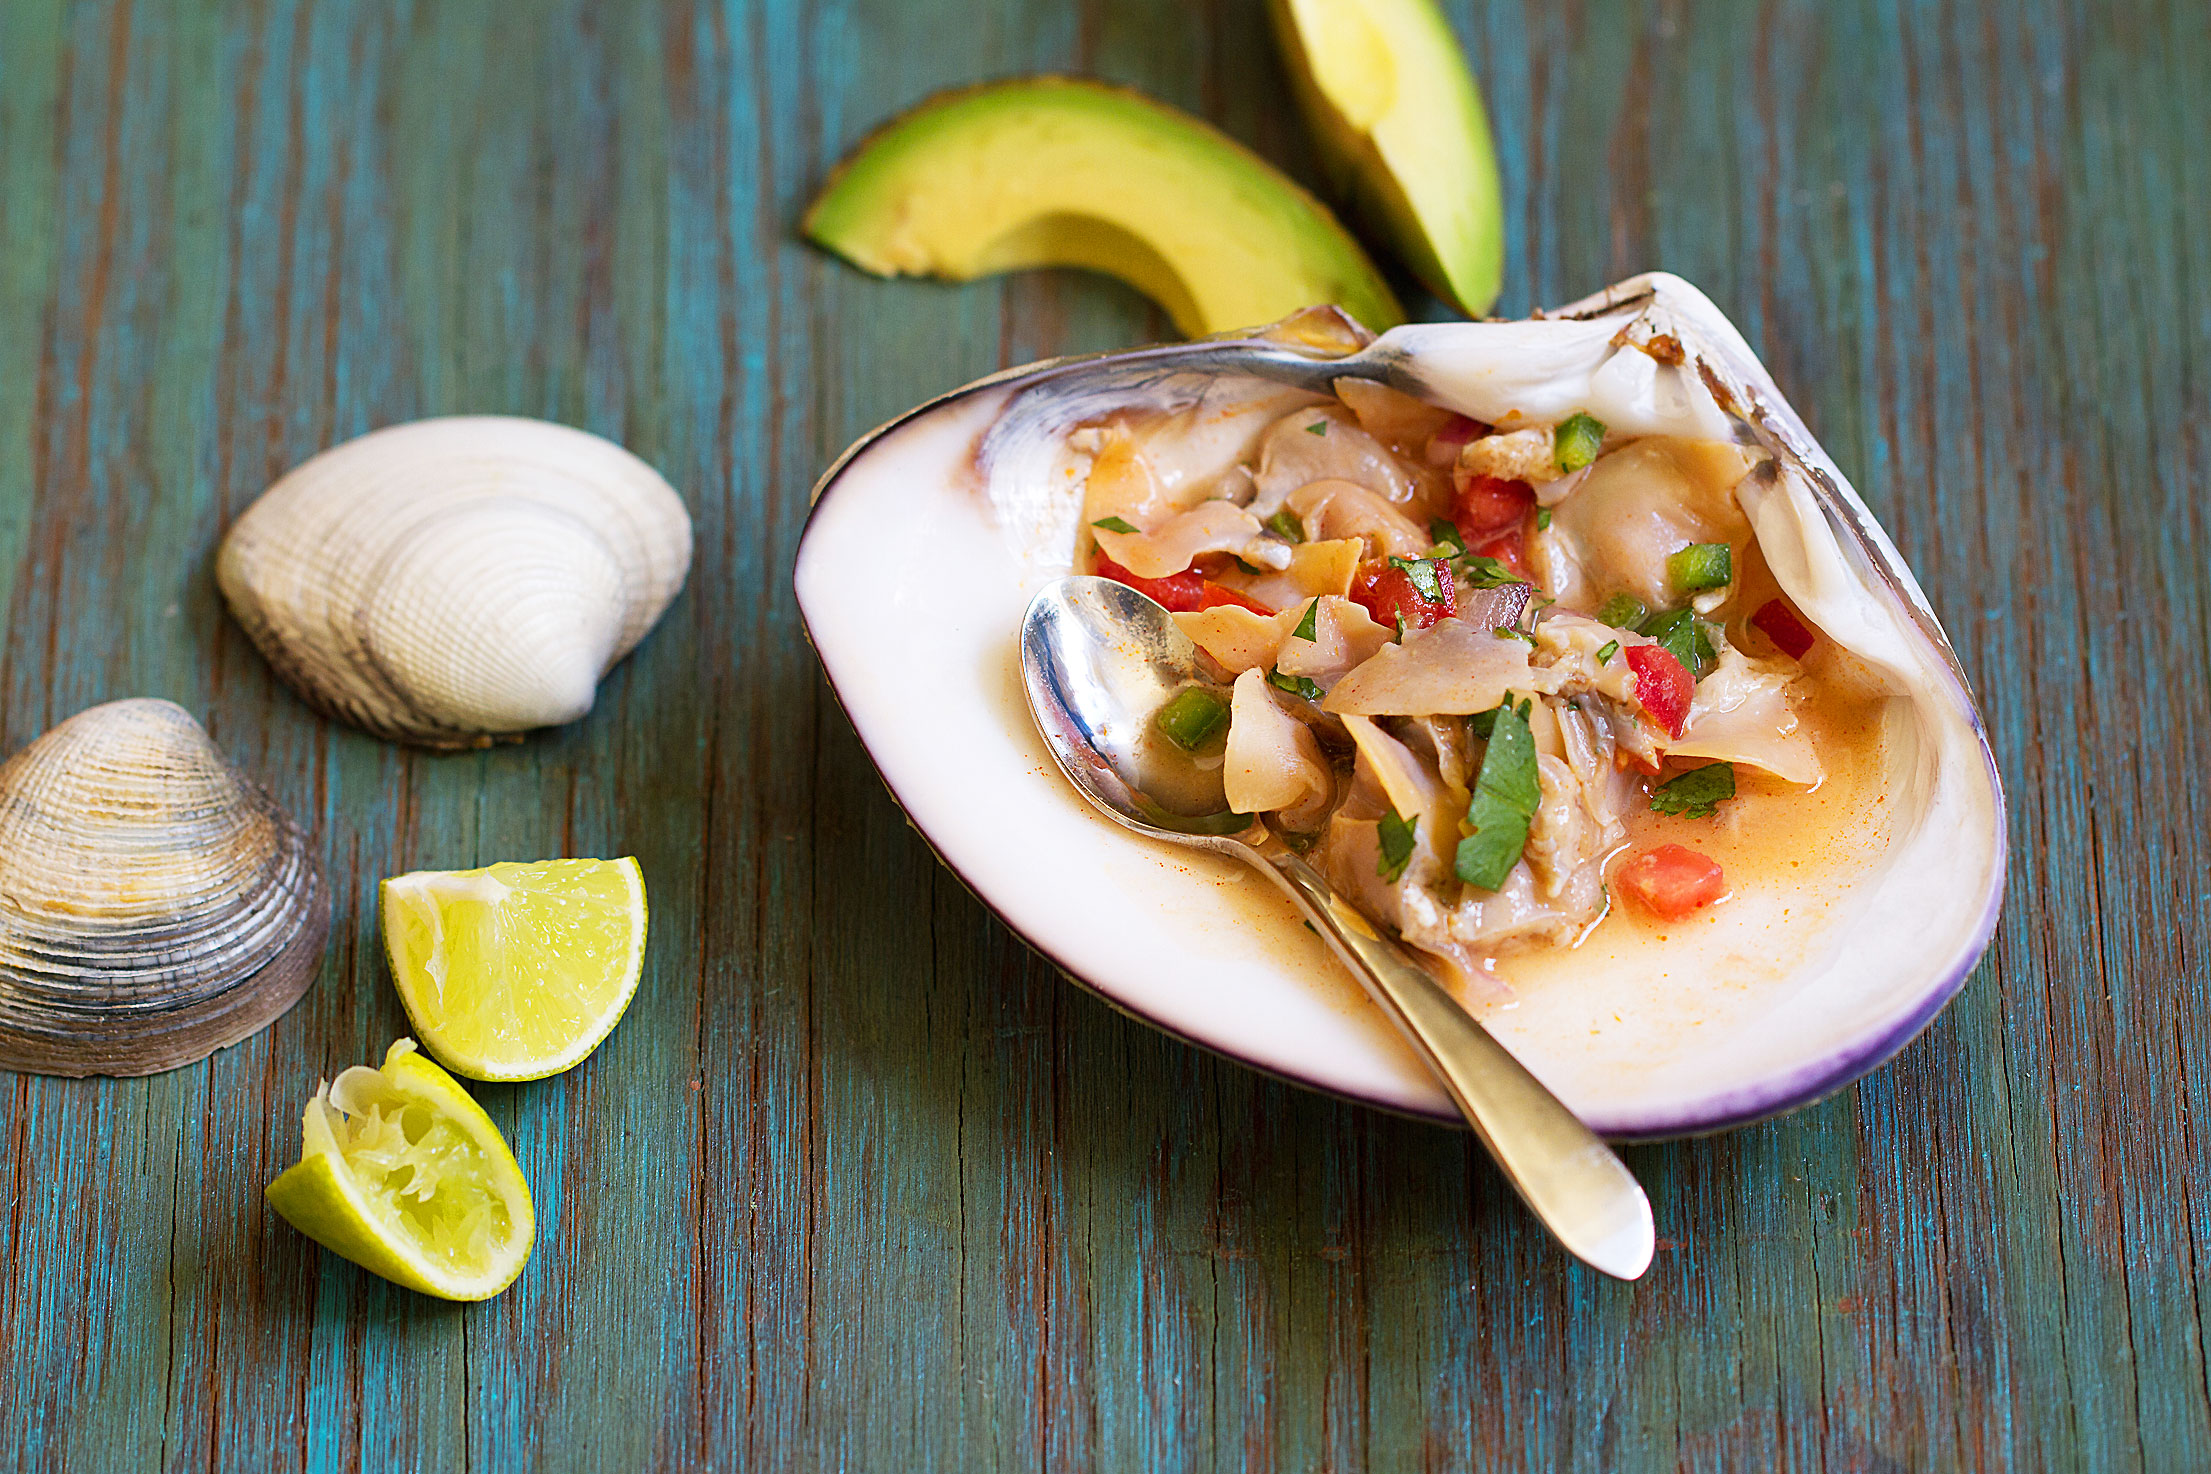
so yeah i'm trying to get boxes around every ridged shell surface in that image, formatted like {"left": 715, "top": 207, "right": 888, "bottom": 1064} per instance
{"left": 0, "top": 699, "right": 330, "bottom": 1077}
{"left": 217, "top": 416, "right": 693, "bottom": 748}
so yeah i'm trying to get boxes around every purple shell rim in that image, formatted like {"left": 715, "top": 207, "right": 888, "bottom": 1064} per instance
{"left": 796, "top": 276, "right": 2011, "bottom": 1143}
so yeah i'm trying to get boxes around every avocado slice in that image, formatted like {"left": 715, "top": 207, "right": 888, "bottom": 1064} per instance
{"left": 1268, "top": 0, "right": 1505, "bottom": 316}
{"left": 803, "top": 78, "right": 1404, "bottom": 338}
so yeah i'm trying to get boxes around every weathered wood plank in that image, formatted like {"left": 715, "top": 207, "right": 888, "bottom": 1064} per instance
{"left": 0, "top": 0, "right": 2206, "bottom": 1469}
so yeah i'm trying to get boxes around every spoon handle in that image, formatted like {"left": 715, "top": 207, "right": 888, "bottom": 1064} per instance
{"left": 1249, "top": 844, "right": 1655, "bottom": 1280}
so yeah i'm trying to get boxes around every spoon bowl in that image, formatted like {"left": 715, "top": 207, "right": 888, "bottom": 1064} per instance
{"left": 1021, "top": 575, "right": 1655, "bottom": 1280}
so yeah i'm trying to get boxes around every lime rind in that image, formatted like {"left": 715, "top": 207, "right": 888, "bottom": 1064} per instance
{"left": 265, "top": 1039, "right": 534, "bottom": 1301}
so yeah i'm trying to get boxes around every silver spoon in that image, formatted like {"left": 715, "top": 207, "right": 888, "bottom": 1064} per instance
{"left": 1020, "top": 576, "right": 1655, "bottom": 1280}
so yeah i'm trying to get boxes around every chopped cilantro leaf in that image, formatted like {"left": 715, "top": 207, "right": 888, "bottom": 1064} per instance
{"left": 1305, "top": 420, "right": 1329, "bottom": 436}
{"left": 1461, "top": 554, "right": 1524, "bottom": 589}
{"left": 1264, "top": 508, "right": 1304, "bottom": 543}
{"left": 1650, "top": 763, "right": 1736, "bottom": 819}
{"left": 1266, "top": 668, "right": 1325, "bottom": 702}
{"left": 1427, "top": 518, "right": 1468, "bottom": 557}
{"left": 1388, "top": 555, "right": 1447, "bottom": 603}
{"left": 1377, "top": 807, "right": 1418, "bottom": 882}
{"left": 1091, "top": 515, "right": 1138, "bottom": 534}
{"left": 1291, "top": 598, "right": 1320, "bottom": 643}
{"left": 1638, "top": 607, "right": 1717, "bottom": 676}
{"left": 1456, "top": 696, "right": 1541, "bottom": 890}
{"left": 1536, "top": 507, "right": 1553, "bottom": 531}
{"left": 1493, "top": 626, "right": 1535, "bottom": 645}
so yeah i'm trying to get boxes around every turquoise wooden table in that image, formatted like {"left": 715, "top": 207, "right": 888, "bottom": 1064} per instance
{"left": 2, "top": 0, "right": 2206, "bottom": 1467}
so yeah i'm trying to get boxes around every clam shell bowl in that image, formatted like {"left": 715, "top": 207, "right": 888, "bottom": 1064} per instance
{"left": 794, "top": 273, "right": 2006, "bottom": 1139}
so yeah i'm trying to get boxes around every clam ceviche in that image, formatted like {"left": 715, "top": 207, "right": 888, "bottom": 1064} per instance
{"left": 1077, "top": 373, "right": 1880, "bottom": 992}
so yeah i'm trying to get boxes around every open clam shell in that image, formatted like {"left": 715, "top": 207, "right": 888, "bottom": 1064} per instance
{"left": 795, "top": 272, "right": 2005, "bottom": 1138}
{"left": 0, "top": 699, "right": 330, "bottom": 1077}
{"left": 218, "top": 416, "right": 692, "bottom": 749}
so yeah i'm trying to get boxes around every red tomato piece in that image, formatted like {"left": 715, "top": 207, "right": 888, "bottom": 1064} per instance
{"left": 1451, "top": 473, "right": 1537, "bottom": 538}
{"left": 1624, "top": 644, "right": 1694, "bottom": 738}
{"left": 1471, "top": 527, "right": 1529, "bottom": 579}
{"left": 1091, "top": 553, "right": 1207, "bottom": 611}
{"left": 1349, "top": 559, "right": 1456, "bottom": 630}
{"left": 1425, "top": 413, "right": 1491, "bottom": 467}
{"left": 1198, "top": 582, "right": 1274, "bottom": 615}
{"left": 1751, "top": 598, "right": 1817, "bottom": 659}
{"left": 1616, "top": 845, "right": 1727, "bottom": 920}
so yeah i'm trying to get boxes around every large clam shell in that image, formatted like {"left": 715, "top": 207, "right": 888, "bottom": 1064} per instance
{"left": 0, "top": 699, "right": 330, "bottom": 1077}
{"left": 794, "top": 272, "right": 2006, "bottom": 1138}
{"left": 217, "top": 416, "right": 692, "bottom": 749}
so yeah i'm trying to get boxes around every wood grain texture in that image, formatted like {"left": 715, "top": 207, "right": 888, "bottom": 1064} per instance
{"left": 0, "top": 0, "right": 2205, "bottom": 1467}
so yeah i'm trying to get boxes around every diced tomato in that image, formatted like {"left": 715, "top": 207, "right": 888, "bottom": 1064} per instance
{"left": 1451, "top": 472, "right": 1536, "bottom": 538}
{"left": 1624, "top": 644, "right": 1693, "bottom": 738}
{"left": 1616, "top": 845, "right": 1727, "bottom": 920}
{"left": 1751, "top": 598, "right": 1817, "bottom": 659}
{"left": 1426, "top": 413, "right": 1490, "bottom": 467}
{"left": 1471, "top": 527, "right": 1529, "bottom": 579}
{"left": 1091, "top": 554, "right": 1271, "bottom": 616}
{"left": 1198, "top": 582, "right": 1274, "bottom": 615}
{"left": 1349, "top": 559, "right": 1456, "bottom": 630}
{"left": 1091, "top": 554, "right": 1207, "bottom": 611}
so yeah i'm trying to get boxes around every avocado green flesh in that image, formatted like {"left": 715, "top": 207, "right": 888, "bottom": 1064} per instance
{"left": 1269, "top": 0, "right": 1505, "bottom": 316}
{"left": 804, "top": 78, "right": 1404, "bottom": 337}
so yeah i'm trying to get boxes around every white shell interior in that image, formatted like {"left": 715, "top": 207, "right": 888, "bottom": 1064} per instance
{"left": 796, "top": 277, "right": 2004, "bottom": 1136}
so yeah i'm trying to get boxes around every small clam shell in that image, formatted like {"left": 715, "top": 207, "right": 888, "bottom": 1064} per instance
{"left": 217, "top": 416, "right": 693, "bottom": 748}
{"left": 0, "top": 699, "right": 329, "bottom": 1077}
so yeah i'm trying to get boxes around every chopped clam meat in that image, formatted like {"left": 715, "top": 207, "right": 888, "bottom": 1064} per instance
{"left": 1092, "top": 500, "right": 1287, "bottom": 579}
{"left": 1547, "top": 438, "right": 1756, "bottom": 610}
{"left": 1324, "top": 618, "right": 1558, "bottom": 716}
{"left": 1279, "top": 478, "right": 1429, "bottom": 561}
{"left": 1457, "top": 427, "right": 1558, "bottom": 486}
{"left": 1276, "top": 598, "right": 1392, "bottom": 686}
{"left": 1253, "top": 406, "right": 1419, "bottom": 510}
{"left": 1223, "top": 670, "right": 1332, "bottom": 827}
{"left": 1173, "top": 605, "right": 1302, "bottom": 674}
{"left": 1665, "top": 645, "right": 1823, "bottom": 784}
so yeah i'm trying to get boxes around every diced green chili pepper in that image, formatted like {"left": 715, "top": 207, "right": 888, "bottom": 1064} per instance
{"left": 1667, "top": 542, "right": 1732, "bottom": 593}
{"left": 1595, "top": 592, "right": 1648, "bottom": 629}
{"left": 1595, "top": 639, "right": 1620, "bottom": 664}
{"left": 1554, "top": 412, "right": 1606, "bottom": 472}
{"left": 1154, "top": 687, "right": 1230, "bottom": 752}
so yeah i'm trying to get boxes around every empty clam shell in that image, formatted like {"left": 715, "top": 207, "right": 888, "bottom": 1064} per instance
{"left": 0, "top": 699, "right": 330, "bottom": 1077}
{"left": 217, "top": 416, "right": 693, "bottom": 748}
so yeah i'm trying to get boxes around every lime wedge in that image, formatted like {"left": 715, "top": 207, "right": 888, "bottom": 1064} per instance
{"left": 265, "top": 1039, "right": 534, "bottom": 1300}
{"left": 381, "top": 857, "right": 648, "bottom": 1082}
